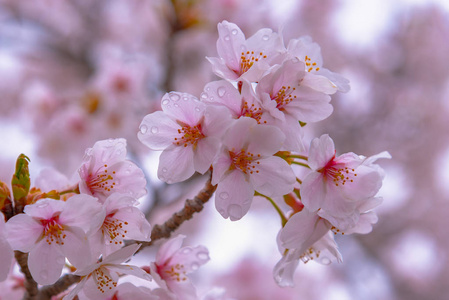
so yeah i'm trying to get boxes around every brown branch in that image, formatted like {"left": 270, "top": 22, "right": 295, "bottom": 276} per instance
{"left": 138, "top": 173, "right": 217, "bottom": 251}
{"left": 37, "top": 274, "right": 81, "bottom": 300}
{"left": 14, "top": 251, "right": 38, "bottom": 300}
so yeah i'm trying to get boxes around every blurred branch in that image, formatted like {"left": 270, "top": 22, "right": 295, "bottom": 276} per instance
{"left": 37, "top": 274, "right": 80, "bottom": 300}
{"left": 15, "top": 251, "right": 38, "bottom": 300}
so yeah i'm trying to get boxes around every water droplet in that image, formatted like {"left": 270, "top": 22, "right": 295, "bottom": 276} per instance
{"left": 262, "top": 35, "right": 270, "bottom": 41}
{"left": 231, "top": 29, "right": 238, "bottom": 35}
{"left": 56, "top": 256, "right": 65, "bottom": 265}
{"left": 321, "top": 257, "right": 331, "bottom": 265}
{"left": 151, "top": 126, "right": 159, "bottom": 134}
{"left": 162, "top": 99, "right": 169, "bottom": 105}
{"left": 183, "top": 97, "right": 188, "bottom": 101}
{"left": 200, "top": 92, "right": 208, "bottom": 100}
{"left": 139, "top": 124, "right": 148, "bottom": 134}
{"left": 36, "top": 202, "right": 49, "bottom": 208}
{"left": 169, "top": 93, "right": 180, "bottom": 101}
{"left": 206, "top": 87, "right": 211, "bottom": 92}
{"left": 224, "top": 35, "right": 230, "bottom": 41}
{"left": 191, "top": 263, "right": 199, "bottom": 271}
{"left": 39, "top": 270, "right": 48, "bottom": 280}
{"left": 217, "top": 87, "right": 226, "bottom": 97}
{"left": 174, "top": 103, "right": 179, "bottom": 107}
{"left": 228, "top": 204, "right": 242, "bottom": 220}
{"left": 219, "top": 192, "right": 229, "bottom": 199}
{"left": 182, "top": 247, "right": 193, "bottom": 254}
{"left": 162, "top": 168, "right": 168, "bottom": 173}
{"left": 195, "top": 107, "right": 201, "bottom": 112}
{"left": 197, "top": 252, "right": 209, "bottom": 260}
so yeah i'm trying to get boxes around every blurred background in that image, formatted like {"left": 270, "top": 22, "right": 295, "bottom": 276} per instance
{"left": 0, "top": 0, "right": 448, "bottom": 299}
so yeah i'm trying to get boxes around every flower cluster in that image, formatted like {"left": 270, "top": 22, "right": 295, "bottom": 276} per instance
{"left": 138, "top": 20, "right": 389, "bottom": 286}
{"left": 0, "top": 139, "right": 210, "bottom": 299}
{"left": 0, "top": 20, "right": 390, "bottom": 298}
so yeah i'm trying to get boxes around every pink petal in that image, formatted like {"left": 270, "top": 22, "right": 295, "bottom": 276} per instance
{"left": 308, "top": 134, "right": 335, "bottom": 170}
{"left": 5, "top": 214, "right": 42, "bottom": 252}
{"left": 215, "top": 170, "right": 254, "bottom": 221}
{"left": 250, "top": 156, "right": 295, "bottom": 197}
{"left": 28, "top": 240, "right": 65, "bottom": 285}
{"left": 158, "top": 145, "right": 195, "bottom": 183}
{"left": 138, "top": 111, "right": 181, "bottom": 150}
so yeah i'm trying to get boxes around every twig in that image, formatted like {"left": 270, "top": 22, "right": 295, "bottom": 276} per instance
{"left": 37, "top": 274, "right": 80, "bottom": 300}
{"left": 14, "top": 251, "right": 38, "bottom": 300}
{"left": 138, "top": 172, "right": 217, "bottom": 251}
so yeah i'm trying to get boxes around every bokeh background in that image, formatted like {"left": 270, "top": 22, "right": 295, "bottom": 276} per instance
{"left": 0, "top": 0, "right": 448, "bottom": 299}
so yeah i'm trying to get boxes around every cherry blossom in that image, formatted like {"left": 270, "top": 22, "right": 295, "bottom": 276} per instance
{"left": 274, "top": 208, "right": 342, "bottom": 287}
{"left": 201, "top": 79, "right": 267, "bottom": 124}
{"left": 64, "top": 244, "right": 151, "bottom": 300}
{"left": 212, "top": 117, "right": 296, "bottom": 221}
{"left": 207, "top": 20, "right": 284, "bottom": 82}
{"left": 5, "top": 195, "right": 104, "bottom": 285}
{"left": 0, "top": 212, "right": 13, "bottom": 282}
{"left": 138, "top": 92, "right": 232, "bottom": 183}
{"left": 89, "top": 193, "right": 151, "bottom": 257}
{"left": 301, "top": 134, "right": 390, "bottom": 230}
{"left": 286, "top": 36, "right": 350, "bottom": 94}
{"left": 78, "top": 138, "right": 147, "bottom": 202}
{"left": 256, "top": 58, "right": 333, "bottom": 151}
{"left": 149, "top": 235, "right": 209, "bottom": 300}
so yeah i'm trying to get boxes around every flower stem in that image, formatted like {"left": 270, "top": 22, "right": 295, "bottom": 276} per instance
{"left": 291, "top": 161, "right": 310, "bottom": 169}
{"left": 289, "top": 154, "right": 308, "bottom": 161}
{"left": 255, "top": 192, "right": 287, "bottom": 226}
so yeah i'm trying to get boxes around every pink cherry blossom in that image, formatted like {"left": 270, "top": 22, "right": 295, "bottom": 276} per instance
{"left": 64, "top": 244, "right": 152, "bottom": 300}
{"left": 138, "top": 92, "right": 232, "bottom": 183}
{"left": 89, "top": 193, "right": 151, "bottom": 257}
{"left": 301, "top": 134, "right": 390, "bottom": 230}
{"left": 207, "top": 21, "right": 284, "bottom": 82}
{"left": 0, "top": 212, "right": 13, "bottom": 282}
{"left": 149, "top": 235, "right": 209, "bottom": 300}
{"left": 5, "top": 195, "right": 104, "bottom": 285}
{"left": 286, "top": 36, "right": 350, "bottom": 94}
{"left": 78, "top": 138, "right": 147, "bottom": 202}
{"left": 256, "top": 58, "right": 333, "bottom": 151}
{"left": 274, "top": 208, "right": 342, "bottom": 287}
{"left": 201, "top": 79, "right": 268, "bottom": 124}
{"left": 212, "top": 117, "right": 296, "bottom": 221}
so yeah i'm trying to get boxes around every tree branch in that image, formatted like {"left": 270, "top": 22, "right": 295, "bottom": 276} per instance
{"left": 14, "top": 251, "right": 38, "bottom": 300}
{"left": 37, "top": 274, "right": 80, "bottom": 300}
{"left": 138, "top": 172, "right": 217, "bottom": 251}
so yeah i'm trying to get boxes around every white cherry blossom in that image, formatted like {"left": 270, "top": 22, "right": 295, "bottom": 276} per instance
{"left": 149, "top": 235, "right": 209, "bottom": 300}
{"left": 64, "top": 244, "right": 151, "bottom": 300}
{"left": 78, "top": 138, "right": 147, "bottom": 202}
{"left": 301, "top": 134, "right": 390, "bottom": 230}
{"left": 138, "top": 92, "right": 232, "bottom": 183}
{"left": 212, "top": 117, "right": 296, "bottom": 221}
{"left": 5, "top": 196, "right": 104, "bottom": 285}
{"left": 207, "top": 20, "right": 284, "bottom": 82}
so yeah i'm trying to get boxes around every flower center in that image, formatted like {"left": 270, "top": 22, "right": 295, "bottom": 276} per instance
{"left": 101, "top": 214, "right": 129, "bottom": 245}
{"left": 240, "top": 101, "right": 265, "bottom": 123}
{"left": 305, "top": 55, "right": 320, "bottom": 72}
{"left": 229, "top": 149, "right": 261, "bottom": 175}
{"left": 300, "top": 247, "right": 320, "bottom": 263}
{"left": 41, "top": 216, "right": 66, "bottom": 245}
{"left": 239, "top": 50, "right": 267, "bottom": 75}
{"left": 174, "top": 122, "right": 205, "bottom": 149}
{"left": 86, "top": 164, "right": 116, "bottom": 193}
{"left": 319, "top": 159, "right": 358, "bottom": 187}
{"left": 163, "top": 263, "right": 187, "bottom": 282}
{"left": 272, "top": 85, "right": 297, "bottom": 110}
{"left": 93, "top": 267, "right": 117, "bottom": 294}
